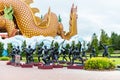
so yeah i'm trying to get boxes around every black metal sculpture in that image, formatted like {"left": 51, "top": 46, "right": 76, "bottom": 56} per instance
{"left": 42, "top": 46, "right": 51, "bottom": 65}
{"left": 82, "top": 48, "right": 87, "bottom": 59}
{"left": 37, "top": 46, "right": 44, "bottom": 62}
{"left": 71, "top": 46, "right": 84, "bottom": 65}
{"left": 24, "top": 45, "right": 35, "bottom": 64}
{"left": 101, "top": 44, "right": 110, "bottom": 57}
{"left": 9, "top": 47, "right": 16, "bottom": 63}
{"left": 61, "top": 46, "right": 68, "bottom": 62}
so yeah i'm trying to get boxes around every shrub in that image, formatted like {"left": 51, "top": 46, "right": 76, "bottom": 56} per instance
{"left": 0, "top": 57, "right": 10, "bottom": 61}
{"left": 84, "top": 57, "right": 115, "bottom": 70}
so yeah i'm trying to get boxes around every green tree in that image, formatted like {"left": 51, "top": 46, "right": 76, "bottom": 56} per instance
{"left": 100, "top": 29, "right": 109, "bottom": 45}
{"left": 41, "top": 15, "right": 43, "bottom": 19}
{"left": 40, "top": 41, "right": 44, "bottom": 47}
{"left": 108, "top": 37, "right": 114, "bottom": 54}
{"left": 0, "top": 42, "right": 4, "bottom": 57}
{"left": 66, "top": 43, "right": 70, "bottom": 49}
{"left": 83, "top": 40, "right": 86, "bottom": 50}
{"left": 118, "top": 35, "right": 120, "bottom": 49}
{"left": 7, "top": 43, "right": 13, "bottom": 54}
{"left": 99, "top": 29, "right": 113, "bottom": 54}
{"left": 50, "top": 40, "right": 54, "bottom": 48}
{"left": 54, "top": 42, "right": 59, "bottom": 48}
{"left": 111, "top": 32, "right": 120, "bottom": 50}
{"left": 91, "top": 33, "right": 99, "bottom": 56}
{"left": 58, "top": 15, "right": 62, "bottom": 22}
{"left": 86, "top": 42, "right": 91, "bottom": 52}
{"left": 76, "top": 41, "right": 82, "bottom": 52}
{"left": 71, "top": 41, "right": 75, "bottom": 48}
{"left": 21, "top": 40, "right": 27, "bottom": 56}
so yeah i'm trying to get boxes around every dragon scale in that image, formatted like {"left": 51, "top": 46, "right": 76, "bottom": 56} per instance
{"left": 0, "top": 0, "right": 78, "bottom": 39}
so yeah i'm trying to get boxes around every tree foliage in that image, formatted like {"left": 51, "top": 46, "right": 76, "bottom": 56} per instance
{"left": 21, "top": 40, "right": 27, "bottom": 56}
{"left": 111, "top": 32, "right": 120, "bottom": 50}
{"left": 7, "top": 43, "right": 13, "bottom": 54}
{"left": 0, "top": 42, "right": 4, "bottom": 57}
{"left": 91, "top": 33, "right": 99, "bottom": 56}
{"left": 58, "top": 15, "right": 62, "bottom": 22}
{"left": 100, "top": 29, "right": 109, "bottom": 45}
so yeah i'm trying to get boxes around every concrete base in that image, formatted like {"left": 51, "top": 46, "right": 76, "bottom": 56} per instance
{"left": 38, "top": 65, "right": 53, "bottom": 69}
{"left": 21, "top": 64, "right": 33, "bottom": 68}
{"left": 6, "top": 62, "right": 12, "bottom": 65}
{"left": 53, "top": 64, "right": 63, "bottom": 68}
{"left": 34, "top": 62, "right": 43, "bottom": 66}
{"left": 67, "top": 65, "right": 84, "bottom": 69}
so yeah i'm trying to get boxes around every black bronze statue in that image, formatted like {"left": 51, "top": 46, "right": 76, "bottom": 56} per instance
{"left": 100, "top": 41, "right": 114, "bottom": 57}
{"left": 52, "top": 46, "right": 59, "bottom": 64}
{"left": 16, "top": 46, "right": 20, "bottom": 55}
{"left": 24, "top": 45, "right": 35, "bottom": 64}
{"left": 42, "top": 46, "right": 51, "bottom": 65}
{"left": 37, "top": 46, "right": 44, "bottom": 62}
{"left": 61, "top": 46, "right": 68, "bottom": 62}
{"left": 82, "top": 48, "right": 87, "bottom": 59}
{"left": 71, "top": 46, "right": 84, "bottom": 65}
{"left": 9, "top": 47, "right": 16, "bottom": 63}
{"left": 9, "top": 46, "right": 22, "bottom": 64}
{"left": 16, "top": 46, "right": 22, "bottom": 60}
{"left": 101, "top": 43, "right": 111, "bottom": 57}
{"left": 68, "top": 46, "right": 74, "bottom": 63}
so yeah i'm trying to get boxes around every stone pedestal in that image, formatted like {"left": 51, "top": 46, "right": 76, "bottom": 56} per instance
{"left": 53, "top": 64, "right": 63, "bottom": 68}
{"left": 34, "top": 62, "right": 43, "bottom": 66}
{"left": 6, "top": 61, "right": 12, "bottom": 65}
{"left": 67, "top": 64, "right": 84, "bottom": 69}
{"left": 38, "top": 65, "right": 53, "bottom": 69}
{"left": 21, "top": 64, "right": 33, "bottom": 68}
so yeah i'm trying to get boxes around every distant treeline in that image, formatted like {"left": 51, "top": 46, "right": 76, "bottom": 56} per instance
{"left": 111, "top": 32, "right": 120, "bottom": 50}
{"left": 87, "top": 29, "right": 120, "bottom": 55}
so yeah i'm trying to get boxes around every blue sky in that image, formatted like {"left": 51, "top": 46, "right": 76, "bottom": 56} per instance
{"left": 31, "top": 0, "right": 120, "bottom": 41}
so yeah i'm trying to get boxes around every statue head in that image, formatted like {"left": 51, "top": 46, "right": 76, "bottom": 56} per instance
{"left": 82, "top": 48, "right": 84, "bottom": 51}
{"left": 17, "top": 46, "right": 19, "bottom": 49}
{"left": 44, "top": 46, "right": 47, "bottom": 49}
{"left": 28, "top": 45, "right": 31, "bottom": 48}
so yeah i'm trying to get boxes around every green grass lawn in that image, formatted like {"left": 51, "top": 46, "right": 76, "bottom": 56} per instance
{"left": 111, "top": 54, "right": 120, "bottom": 56}
{"left": 20, "top": 56, "right": 120, "bottom": 65}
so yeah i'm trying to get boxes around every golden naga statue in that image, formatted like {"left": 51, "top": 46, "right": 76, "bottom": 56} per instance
{"left": 0, "top": 0, "right": 78, "bottom": 40}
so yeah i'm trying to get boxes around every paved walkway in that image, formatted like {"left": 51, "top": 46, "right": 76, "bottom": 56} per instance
{"left": 0, "top": 61, "right": 120, "bottom": 80}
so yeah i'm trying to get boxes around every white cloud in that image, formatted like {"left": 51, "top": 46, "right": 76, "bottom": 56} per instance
{"left": 30, "top": 0, "right": 120, "bottom": 41}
